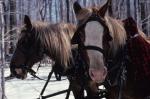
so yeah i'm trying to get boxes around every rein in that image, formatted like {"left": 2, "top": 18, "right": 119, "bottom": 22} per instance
{"left": 14, "top": 64, "right": 46, "bottom": 80}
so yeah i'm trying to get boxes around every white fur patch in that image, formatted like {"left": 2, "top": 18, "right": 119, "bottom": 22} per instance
{"left": 85, "top": 21, "right": 104, "bottom": 48}
{"left": 84, "top": 21, "right": 105, "bottom": 69}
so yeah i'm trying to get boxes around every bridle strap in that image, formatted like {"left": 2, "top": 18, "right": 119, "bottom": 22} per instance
{"left": 83, "top": 45, "right": 104, "bottom": 54}
{"left": 15, "top": 64, "right": 47, "bottom": 81}
{"left": 77, "top": 45, "right": 104, "bottom": 72}
{"left": 15, "top": 47, "right": 45, "bottom": 80}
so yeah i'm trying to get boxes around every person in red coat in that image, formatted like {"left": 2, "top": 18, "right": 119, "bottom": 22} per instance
{"left": 123, "top": 17, "right": 150, "bottom": 98}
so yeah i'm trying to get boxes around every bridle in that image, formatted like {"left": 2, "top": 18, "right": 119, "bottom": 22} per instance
{"left": 72, "top": 13, "right": 107, "bottom": 65}
{"left": 82, "top": 45, "right": 104, "bottom": 54}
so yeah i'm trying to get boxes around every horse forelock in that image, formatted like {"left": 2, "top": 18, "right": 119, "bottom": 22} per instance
{"left": 21, "top": 22, "right": 75, "bottom": 67}
{"left": 104, "top": 16, "right": 127, "bottom": 57}
{"left": 76, "top": 8, "right": 93, "bottom": 26}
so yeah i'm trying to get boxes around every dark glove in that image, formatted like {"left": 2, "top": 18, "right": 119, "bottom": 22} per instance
{"left": 123, "top": 17, "right": 138, "bottom": 37}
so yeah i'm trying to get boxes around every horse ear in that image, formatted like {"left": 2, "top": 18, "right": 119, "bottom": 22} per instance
{"left": 73, "top": 1, "right": 82, "bottom": 16}
{"left": 123, "top": 17, "right": 138, "bottom": 36}
{"left": 98, "top": 0, "right": 111, "bottom": 17}
{"left": 24, "top": 15, "right": 32, "bottom": 30}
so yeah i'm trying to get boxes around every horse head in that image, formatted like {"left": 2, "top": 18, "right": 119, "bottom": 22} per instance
{"left": 10, "top": 15, "right": 75, "bottom": 79}
{"left": 71, "top": 0, "right": 115, "bottom": 83}
{"left": 10, "top": 15, "right": 45, "bottom": 79}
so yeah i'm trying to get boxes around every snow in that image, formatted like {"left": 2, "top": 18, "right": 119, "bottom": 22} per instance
{"left": 5, "top": 65, "right": 74, "bottom": 99}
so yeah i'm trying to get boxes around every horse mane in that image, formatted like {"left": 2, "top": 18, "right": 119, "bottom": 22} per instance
{"left": 76, "top": 8, "right": 92, "bottom": 22}
{"left": 138, "top": 29, "right": 150, "bottom": 43}
{"left": 76, "top": 7, "right": 100, "bottom": 25}
{"left": 104, "top": 16, "right": 150, "bottom": 57}
{"left": 76, "top": 6, "right": 150, "bottom": 57}
{"left": 76, "top": 7, "right": 127, "bottom": 57}
{"left": 104, "top": 16, "right": 127, "bottom": 57}
{"left": 22, "top": 21, "right": 76, "bottom": 67}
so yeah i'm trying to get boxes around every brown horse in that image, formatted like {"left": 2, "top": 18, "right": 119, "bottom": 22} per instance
{"left": 72, "top": 0, "right": 150, "bottom": 99}
{"left": 9, "top": 15, "right": 102, "bottom": 99}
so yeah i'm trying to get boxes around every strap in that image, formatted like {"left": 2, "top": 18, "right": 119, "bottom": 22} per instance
{"left": 83, "top": 45, "right": 104, "bottom": 54}
{"left": 23, "top": 66, "right": 47, "bottom": 81}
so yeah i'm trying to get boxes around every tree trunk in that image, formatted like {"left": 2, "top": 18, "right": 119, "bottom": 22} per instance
{"left": 140, "top": 2, "right": 147, "bottom": 34}
{"left": 66, "top": 0, "right": 70, "bottom": 22}
{"left": 27, "top": 0, "right": 31, "bottom": 16}
{"left": 9, "top": 0, "right": 16, "bottom": 54}
{"left": 59, "top": 0, "right": 64, "bottom": 21}
{"left": 0, "top": 1, "right": 6, "bottom": 99}
{"left": 108, "top": 0, "right": 113, "bottom": 17}
{"left": 39, "top": 0, "right": 47, "bottom": 21}
{"left": 55, "top": 0, "right": 58, "bottom": 22}
{"left": 126, "top": 0, "right": 131, "bottom": 17}
{"left": 48, "top": 0, "right": 53, "bottom": 21}
{"left": 83, "top": 0, "right": 87, "bottom": 7}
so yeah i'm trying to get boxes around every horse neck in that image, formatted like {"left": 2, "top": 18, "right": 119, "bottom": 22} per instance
{"left": 36, "top": 23, "right": 74, "bottom": 67}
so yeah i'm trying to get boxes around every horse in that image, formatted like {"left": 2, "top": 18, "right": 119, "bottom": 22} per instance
{"left": 9, "top": 15, "right": 102, "bottom": 99}
{"left": 72, "top": 0, "right": 150, "bottom": 99}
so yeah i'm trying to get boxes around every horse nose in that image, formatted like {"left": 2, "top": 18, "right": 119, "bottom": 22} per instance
{"left": 15, "top": 68, "right": 23, "bottom": 75}
{"left": 15, "top": 68, "right": 25, "bottom": 79}
{"left": 10, "top": 69, "right": 22, "bottom": 79}
{"left": 89, "top": 67, "right": 108, "bottom": 83}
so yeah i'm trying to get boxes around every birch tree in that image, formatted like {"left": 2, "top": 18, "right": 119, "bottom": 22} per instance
{"left": 0, "top": 1, "right": 6, "bottom": 99}
{"left": 9, "top": 0, "right": 16, "bottom": 54}
{"left": 66, "top": 0, "right": 70, "bottom": 22}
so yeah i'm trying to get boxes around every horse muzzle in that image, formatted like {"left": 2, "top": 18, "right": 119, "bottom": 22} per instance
{"left": 10, "top": 65, "right": 28, "bottom": 79}
{"left": 15, "top": 68, "right": 27, "bottom": 79}
{"left": 89, "top": 66, "right": 108, "bottom": 83}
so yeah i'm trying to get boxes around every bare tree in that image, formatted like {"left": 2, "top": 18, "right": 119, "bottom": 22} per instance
{"left": 9, "top": 0, "right": 16, "bottom": 54}
{"left": 59, "top": 0, "right": 64, "bottom": 21}
{"left": 55, "top": 0, "right": 58, "bottom": 22}
{"left": 0, "top": 1, "right": 6, "bottom": 99}
{"left": 48, "top": 0, "right": 53, "bottom": 21}
{"left": 39, "top": 0, "right": 48, "bottom": 21}
{"left": 66, "top": 0, "right": 70, "bottom": 22}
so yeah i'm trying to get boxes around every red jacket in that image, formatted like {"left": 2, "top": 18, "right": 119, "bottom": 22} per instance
{"left": 127, "top": 35, "right": 150, "bottom": 81}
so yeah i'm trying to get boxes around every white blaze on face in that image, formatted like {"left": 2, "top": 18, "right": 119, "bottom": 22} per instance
{"left": 85, "top": 21, "right": 104, "bottom": 48}
{"left": 84, "top": 21, "right": 104, "bottom": 67}
{"left": 84, "top": 21, "right": 107, "bottom": 83}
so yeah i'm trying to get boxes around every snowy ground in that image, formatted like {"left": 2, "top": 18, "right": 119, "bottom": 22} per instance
{"left": 5, "top": 64, "right": 74, "bottom": 99}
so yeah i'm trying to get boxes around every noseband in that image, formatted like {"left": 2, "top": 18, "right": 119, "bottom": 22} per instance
{"left": 82, "top": 45, "right": 104, "bottom": 55}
